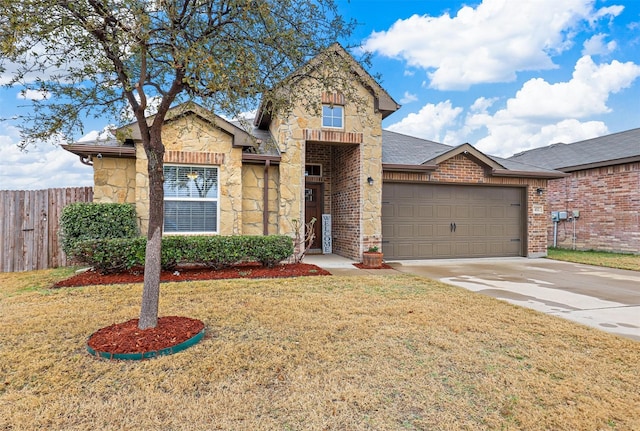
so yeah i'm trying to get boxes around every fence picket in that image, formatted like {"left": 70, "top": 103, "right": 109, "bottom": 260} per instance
{"left": 0, "top": 187, "right": 93, "bottom": 272}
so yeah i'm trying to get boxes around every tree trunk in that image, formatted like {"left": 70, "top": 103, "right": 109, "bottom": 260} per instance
{"left": 138, "top": 128, "right": 165, "bottom": 330}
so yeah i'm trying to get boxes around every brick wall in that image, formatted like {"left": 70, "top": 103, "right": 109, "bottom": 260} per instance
{"left": 383, "top": 153, "right": 549, "bottom": 257}
{"left": 332, "top": 144, "right": 361, "bottom": 259}
{"left": 547, "top": 162, "right": 640, "bottom": 253}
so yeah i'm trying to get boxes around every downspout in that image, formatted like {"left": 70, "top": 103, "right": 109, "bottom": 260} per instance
{"left": 263, "top": 160, "right": 270, "bottom": 236}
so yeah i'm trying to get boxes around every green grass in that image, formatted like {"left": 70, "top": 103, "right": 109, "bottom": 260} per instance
{"left": 547, "top": 248, "right": 640, "bottom": 271}
{"left": 1, "top": 269, "right": 639, "bottom": 430}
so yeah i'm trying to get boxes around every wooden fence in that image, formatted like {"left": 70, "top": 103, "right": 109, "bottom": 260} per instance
{"left": 0, "top": 187, "right": 93, "bottom": 272}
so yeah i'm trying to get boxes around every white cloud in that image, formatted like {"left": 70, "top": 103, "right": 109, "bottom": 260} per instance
{"left": 0, "top": 124, "right": 93, "bottom": 190}
{"left": 582, "top": 34, "right": 617, "bottom": 56}
{"left": 389, "top": 55, "right": 639, "bottom": 157}
{"left": 362, "top": 0, "right": 623, "bottom": 90}
{"left": 17, "top": 89, "right": 50, "bottom": 101}
{"left": 387, "top": 100, "right": 462, "bottom": 142}
{"left": 399, "top": 91, "right": 418, "bottom": 104}
{"left": 502, "top": 56, "right": 640, "bottom": 119}
{"left": 468, "top": 56, "right": 640, "bottom": 155}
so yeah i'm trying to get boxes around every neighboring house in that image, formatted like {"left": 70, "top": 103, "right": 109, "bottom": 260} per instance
{"left": 63, "top": 44, "right": 564, "bottom": 261}
{"left": 509, "top": 128, "right": 640, "bottom": 254}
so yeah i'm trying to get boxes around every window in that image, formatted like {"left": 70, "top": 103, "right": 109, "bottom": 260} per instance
{"left": 322, "top": 105, "right": 343, "bottom": 128}
{"left": 304, "top": 164, "right": 322, "bottom": 177}
{"left": 163, "top": 165, "right": 218, "bottom": 234}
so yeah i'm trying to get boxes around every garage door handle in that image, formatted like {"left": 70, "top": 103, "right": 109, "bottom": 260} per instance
{"left": 453, "top": 222, "right": 456, "bottom": 232}
{"left": 450, "top": 222, "right": 457, "bottom": 232}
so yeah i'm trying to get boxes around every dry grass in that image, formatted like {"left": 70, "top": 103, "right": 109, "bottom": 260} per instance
{"left": 1, "top": 270, "right": 639, "bottom": 430}
{"left": 547, "top": 248, "right": 640, "bottom": 271}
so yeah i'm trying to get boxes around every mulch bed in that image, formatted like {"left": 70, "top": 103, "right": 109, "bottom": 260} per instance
{"left": 353, "top": 262, "right": 394, "bottom": 269}
{"left": 54, "top": 262, "right": 331, "bottom": 288}
{"left": 58, "top": 262, "right": 330, "bottom": 359}
{"left": 87, "top": 316, "right": 205, "bottom": 356}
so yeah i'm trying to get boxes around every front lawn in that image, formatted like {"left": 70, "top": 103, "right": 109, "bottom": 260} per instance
{"left": 547, "top": 248, "right": 640, "bottom": 271}
{"left": 1, "top": 270, "right": 638, "bottom": 430}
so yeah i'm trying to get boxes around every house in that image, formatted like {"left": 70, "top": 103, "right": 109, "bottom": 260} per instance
{"left": 62, "top": 44, "right": 564, "bottom": 261}
{"left": 509, "top": 129, "right": 640, "bottom": 254}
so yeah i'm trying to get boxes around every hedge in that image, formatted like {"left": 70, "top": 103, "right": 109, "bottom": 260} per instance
{"left": 60, "top": 202, "right": 139, "bottom": 258}
{"left": 73, "top": 235, "right": 294, "bottom": 274}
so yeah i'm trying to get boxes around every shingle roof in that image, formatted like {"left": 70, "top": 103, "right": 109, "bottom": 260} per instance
{"left": 508, "top": 128, "right": 640, "bottom": 171}
{"left": 381, "top": 130, "right": 562, "bottom": 175}
{"left": 381, "top": 130, "right": 453, "bottom": 165}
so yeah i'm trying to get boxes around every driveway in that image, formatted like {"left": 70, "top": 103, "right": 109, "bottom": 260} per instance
{"left": 389, "top": 258, "right": 640, "bottom": 341}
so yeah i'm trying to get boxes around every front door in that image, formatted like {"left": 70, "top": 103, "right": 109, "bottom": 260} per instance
{"left": 304, "top": 183, "right": 323, "bottom": 250}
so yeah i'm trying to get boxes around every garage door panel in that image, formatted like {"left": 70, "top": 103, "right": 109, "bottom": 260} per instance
{"left": 382, "top": 183, "right": 524, "bottom": 259}
{"left": 417, "top": 224, "right": 434, "bottom": 237}
{"left": 418, "top": 205, "right": 434, "bottom": 218}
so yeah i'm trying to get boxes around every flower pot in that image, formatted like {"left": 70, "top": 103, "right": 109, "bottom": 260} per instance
{"left": 362, "top": 251, "right": 383, "bottom": 269}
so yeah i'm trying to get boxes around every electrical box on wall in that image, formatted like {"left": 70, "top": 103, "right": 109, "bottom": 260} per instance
{"left": 558, "top": 211, "right": 568, "bottom": 220}
{"left": 551, "top": 211, "right": 559, "bottom": 222}
{"left": 572, "top": 210, "right": 580, "bottom": 218}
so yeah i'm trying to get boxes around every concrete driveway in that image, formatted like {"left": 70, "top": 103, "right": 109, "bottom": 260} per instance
{"left": 389, "top": 258, "right": 640, "bottom": 341}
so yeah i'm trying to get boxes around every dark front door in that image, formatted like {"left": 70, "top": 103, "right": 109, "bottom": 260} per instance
{"left": 304, "top": 183, "right": 323, "bottom": 250}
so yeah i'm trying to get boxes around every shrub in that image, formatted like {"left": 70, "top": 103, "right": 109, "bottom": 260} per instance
{"left": 72, "top": 235, "right": 294, "bottom": 274}
{"left": 75, "top": 237, "right": 146, "bottom": 274}
{"left": 60, "top": 202, "right": 138, "bottom": 258}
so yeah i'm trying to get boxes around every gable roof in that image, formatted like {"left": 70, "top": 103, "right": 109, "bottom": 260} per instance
{"left": 381, "top": 130, "right": 565, "bottom": 178}
{"left": 254, "top": 43, "right": 400, "bottom": 129}
{"left": 509, "top": 128, "right": 640, "bottom": 172}
{"left": 118, "top": 102, "right": 256, "bottom": 148}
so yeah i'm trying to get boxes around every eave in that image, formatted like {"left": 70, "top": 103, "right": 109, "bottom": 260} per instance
{"left": 382, "top": 163, "right": 438, "bottom": 173}
{"left": 557, "top": 155, "right": 640, "bottom": 173}
{"left": 61, "top": 144, "right": 135, "bottom": 165}
{"left": 491, "top": 169, "right": 569, "bottom": 179}
{"left": 242, "top": 154, "right": 281, "bottom": 165}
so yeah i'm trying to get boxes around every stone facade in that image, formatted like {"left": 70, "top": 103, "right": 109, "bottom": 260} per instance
{"left": 264, "top": 74, "right": 384, "bottom": 259}
{"left": 547, "top": 161, "right": 640, "bottom": 253}
{"left": 241, "top": 164, "right": 280, "bottom": 235}
{"left": 133, "top": 115, "right": 244, "bottom": 235}
{"left": 383, "top": 153, "right": 549, "bottom": 257}
{"left": 92, "top": 157, "right": 136, "bottom": 204}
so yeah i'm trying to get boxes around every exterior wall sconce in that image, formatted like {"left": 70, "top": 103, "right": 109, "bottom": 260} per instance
{"left": 536, "top": 188, "right": 544, "bottom": 195}
{"left": 367, "top": 176, "right": 374, "bottom": 186}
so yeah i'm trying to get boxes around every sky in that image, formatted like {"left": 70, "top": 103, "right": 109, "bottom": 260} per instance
{"left": 1, "top": 0, "right": 639, "bottom": 190}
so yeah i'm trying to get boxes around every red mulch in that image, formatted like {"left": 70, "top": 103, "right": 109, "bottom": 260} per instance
{"left": 87, "top": 316, "right": 204, "bottom": 355}
{"left": 353, "top": 262, "right": 394, "bottom": 269}
{"left": 60, "top": 263, "right": 329, "bottom": 359}
{"left": 54, "top": 262, "right": 331, "bottom": 288}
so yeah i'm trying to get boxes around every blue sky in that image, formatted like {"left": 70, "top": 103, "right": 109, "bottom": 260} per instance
{"left": 1, "top": 0, "right": 639, "bottom": 190}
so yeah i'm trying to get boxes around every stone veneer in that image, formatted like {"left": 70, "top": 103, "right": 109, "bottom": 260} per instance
{"left": 547, "top": 162, "right": 640, "bottom": 253}
{"left": 241, "top": 164, "right": 280, "bottom": 235}
{"left": 134, "top": 115, "right": 244, "bottom": 235}
{"left": 268, "top": 80, "right": 384, "bottom": 259}
{"left": 383, "top": 153, "right": 549, "bottom": 258}
{"left": 92, "top": 157, "right": 136, "bottom": 204}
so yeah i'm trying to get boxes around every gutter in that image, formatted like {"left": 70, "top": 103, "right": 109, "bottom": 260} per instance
{"left": 491, "top": 169, "right": 569, "bottom": 179}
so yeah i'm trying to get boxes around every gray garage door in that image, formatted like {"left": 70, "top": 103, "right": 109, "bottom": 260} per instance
{"left": 382, "top": 183, "right": 524, "bottom": 259}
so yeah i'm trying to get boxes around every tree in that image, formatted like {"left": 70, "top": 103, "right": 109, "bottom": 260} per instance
{"left": 1, "top": 0, "right": 358, "bottom": 329}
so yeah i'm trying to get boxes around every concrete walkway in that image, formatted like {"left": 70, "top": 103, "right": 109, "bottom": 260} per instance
{"left": 304, "top": 254, "right": 640, "bottom": 341}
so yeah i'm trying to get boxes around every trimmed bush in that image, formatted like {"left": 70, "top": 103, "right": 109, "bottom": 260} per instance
{"left": 60, "top": 202, "right": 139, "bottom": 258}
{"left": 75, "top": 237, "right": 146, "bottom": 274}
{"left": 73, "top": 235, "right": 294, "bottom": 274}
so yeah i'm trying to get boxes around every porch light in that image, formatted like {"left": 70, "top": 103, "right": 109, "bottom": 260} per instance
{"left": 536, "top": 188, "right": 544, "bottom": 195}
{"left": 367, "top": 176, "right": 374, "bottom": 186}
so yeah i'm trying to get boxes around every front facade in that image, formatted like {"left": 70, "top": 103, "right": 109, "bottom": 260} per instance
{"left": 510, "top": 128, "right": 640, "bottom": 254}
{"left": 64, "top": 44, "right": 563, "bottom": 261}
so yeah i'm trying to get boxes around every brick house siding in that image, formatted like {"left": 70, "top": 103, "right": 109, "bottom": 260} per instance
{"left": 383, "top": 153, "right": 550, "bottom": 257}
{"left": 547, "top": 161, "right": 640, "bottom": 253}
